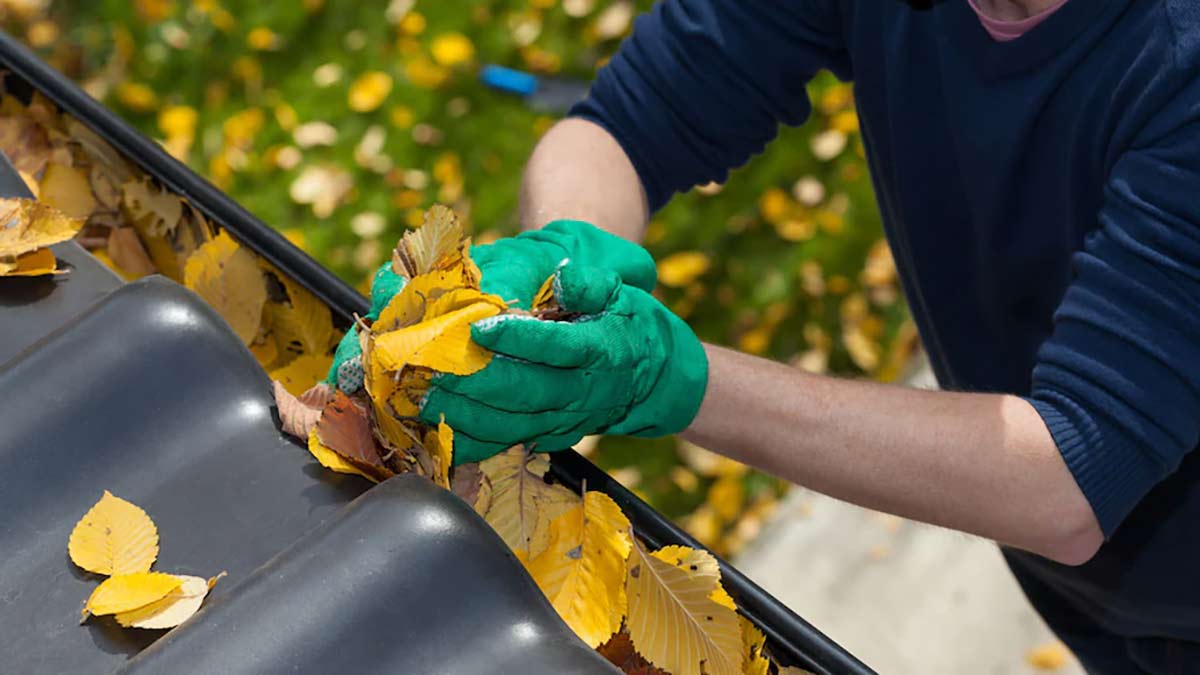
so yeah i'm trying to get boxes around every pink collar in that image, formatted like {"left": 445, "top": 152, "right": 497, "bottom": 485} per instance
{"left": 967, "top": 0, "right": 1070, "bottom": 42}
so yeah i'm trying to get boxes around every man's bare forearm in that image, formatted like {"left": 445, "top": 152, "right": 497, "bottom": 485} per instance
{"left": 519, "top": 118, "right": 649, "bottom": 241}
{"left": 682, "top": 345, "right": 1103, "bottom": 565}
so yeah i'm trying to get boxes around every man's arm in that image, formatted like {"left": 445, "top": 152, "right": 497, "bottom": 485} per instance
{"left": 519, "top": 119, "right": 648, "bottom": 241}
{"left": 684, "top": 346, "right": 1103, "bottom": 565}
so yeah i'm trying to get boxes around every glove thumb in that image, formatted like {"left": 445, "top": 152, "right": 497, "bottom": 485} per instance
{"left": 553, "top": 261, "right": 621, "bottom": 315}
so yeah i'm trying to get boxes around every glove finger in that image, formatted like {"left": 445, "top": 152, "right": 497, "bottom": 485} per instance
{"left": 449, "top": 431, "right": 510, "bottom": 466}
{"left": 430, "top": 357, "right": 581, "bottom": 413}
{"left": 471, "top": 240, "right": 561, "bottom": 310}
{"left": 421, "top": 386, "right": 584, "bottom": 446}
{"left": 368, "top": 263, "right": 407, "bottom": 320}
{"left": 553, "top": 262, "right": 620, "bottom": 315}
{"left": 542, "top": 219, "right": 658, "bottom": 292}
{"left": 326, "top": 325, "right": 362, "bottom": 385}
{"left": 471, "top": 314, "right": 612, "bottom": 368}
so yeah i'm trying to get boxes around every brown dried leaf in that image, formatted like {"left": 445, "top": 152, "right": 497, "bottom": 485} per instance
{"left": 273, "top": 380, "right": 332, "bottom": 440}
{"left": 391, "top": 203, "right": 463, "bottom": 280}
{"left": 316, "top": 391, "right": 394, "bottom": 482}
{"left": 0, "top": 114, "right": 50, "bottom": 174}
{"left": 106, "top": 227, "right": 156, "bottom": 279}
{"left": 450, "top": 462, "right": 483, "bottom": 505}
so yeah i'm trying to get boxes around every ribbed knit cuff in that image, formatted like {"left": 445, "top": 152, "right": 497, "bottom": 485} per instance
{"left": 1026, "top": 394, "right": 1162, "bottom": 537}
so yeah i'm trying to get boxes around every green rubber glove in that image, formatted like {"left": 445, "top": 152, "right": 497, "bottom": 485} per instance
{"left": 470, "top": 219, "right": 658, "bottom": 309}
{"left": 327, "top": 219, "right": 656, "bottom": 391}
{"left": 419, "top": 261, "right": 709, "bottom": 465}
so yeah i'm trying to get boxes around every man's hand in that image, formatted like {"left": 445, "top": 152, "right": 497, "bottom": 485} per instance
{"left": 471, "top": 219, "right": 657, "bottom": 309}
{"left": 326, "top": 219, "right": 657, "bottom": 392}
{"left": 418, "top": 261, "right": 708, "bottom": 464}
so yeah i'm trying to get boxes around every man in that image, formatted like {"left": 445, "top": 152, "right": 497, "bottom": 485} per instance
{"left": 334, "top": 1, "right": 1200, "bottom": 671}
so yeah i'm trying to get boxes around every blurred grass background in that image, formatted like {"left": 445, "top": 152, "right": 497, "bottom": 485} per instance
{"left": 3, "top": 0, "right": 916, "bottom": 556}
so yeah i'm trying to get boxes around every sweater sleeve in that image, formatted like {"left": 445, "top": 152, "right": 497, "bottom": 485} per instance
{"left": 569, "top": 0, "right": 851, "bottom": 212}
{"left": 1026, "top": 83, "right": 1200, "bottom": 536}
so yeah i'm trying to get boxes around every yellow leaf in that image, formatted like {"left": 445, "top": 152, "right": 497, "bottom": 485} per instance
{"left": 650, "top": 546, "right": 738, "bottom": 611}
{"left": 266, "top": 269, "right": 335, "bottom": 358}
{"left": 121, "top": 178, "right": 183, "bottom": 238}
{"left": 657, "top": 251, "right": 711, "bottom": 288}
{"left": 372, "top": 398, "right": 420, "bottom": 452}
{"left": 424, "top": 287, "right": 506, "bottom": 320}
{"left": 116, "top": 81, "right": 158, "bottom": 112}
{"left": 0, "top": 247, "right": 61, "bottom": 277}
{"left": 249, "top": 337, "right": 279, "bottom": 368}
{"left": 707, "top": 474, "right": 746, "bottom": 522}
{"left": 478, "top": 448, "right": 580, "bottom": 561}
{"left": 84, "top": 573, "right": 181, "bottom": 619}
{"left": 404, "top": 57, "right": 449, "bottom": 89}
{"left": 348, "top": 71, "right": 393, "bottom": 113}
{"left": 39, "top": 164, "right": 97, "bottom": 220}
{"left": 710, "top": 584, "right": 737, "bottom": 611}
{"left": 1027, "top": 641, "right": 1071, "bottom": 671}
{"left": 246, "top": 26, "right": 280, "bottom": 50}
{"left": 68, "top": 491, "right": 159, "bottom": 576}
{"left": 741, "top": 616, "right": 770, "bottom": 675}
{"left": 391, "top": 204, "right": 463, "bottom": 280}
{"left": 158, "top": 105, "right": 198, "bottom": 141}
{"left": 677, "top": 439, "right": 747, "bottom": 479}
{"left": 114, "top": 574, "right": 221, "bottom": 629}
{"left": 425, "top": 419, "right": 453, "bottom": 489}
{"left": 0, "top": 197, "right": 82, "bottom": 259}
{"left": 372, "top": 301, "right": 500, "bottom": 375}
{"left": 306, "top": 428, "right": 377, "bottom": 482}
{"left": 374, "top": 269, "right": 463, "bottom": 333}
{"left": 270, "top": 353, "right": 333, "bottom": 397}
{"left": 532, "top": 274, "right": 556, "bottom": 311}
{"left": 527, "top": 491, "right": 632, "bottom": 648}
{"left": 183, "top": 231, "right": 268, "bottom": 345}
{"left": 625, "top": 541, "right": 742, "bottom": 675}
{"left": 431, "top": 33, "right": 475, "bottom": 66}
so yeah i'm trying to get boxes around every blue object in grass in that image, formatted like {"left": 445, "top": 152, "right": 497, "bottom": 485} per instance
{"left": 480, "top": 64, "right": 590, "bottom": 114}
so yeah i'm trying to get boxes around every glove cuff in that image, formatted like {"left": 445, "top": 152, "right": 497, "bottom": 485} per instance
{"left": 607, "top": 318, "right": 708, "bottom": 438}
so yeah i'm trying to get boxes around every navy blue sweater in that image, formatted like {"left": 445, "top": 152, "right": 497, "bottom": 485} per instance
{"left": 573, "top": 0, "right": 1200, "bottom": 641}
